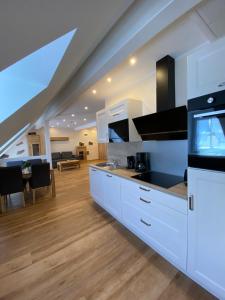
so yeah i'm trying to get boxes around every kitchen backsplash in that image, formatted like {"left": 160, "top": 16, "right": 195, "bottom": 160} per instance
{"left": 108, "top": 140, "right": 188, "bottom": 176}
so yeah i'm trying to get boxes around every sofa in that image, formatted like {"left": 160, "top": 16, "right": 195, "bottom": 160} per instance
{"left": 51, "top": 152, "right": 79, "bottom": 168}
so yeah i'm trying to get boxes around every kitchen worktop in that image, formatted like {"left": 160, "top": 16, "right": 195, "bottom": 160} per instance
{"left": 89, "top": 164, "right": 187, "bottom": 200}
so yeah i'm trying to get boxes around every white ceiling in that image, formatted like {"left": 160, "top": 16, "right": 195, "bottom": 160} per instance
{"left": 53, "top": 0, "right": 225, "bottom": 129}
{"left": 0, "top": 0, "right": 134, "bottom": 146}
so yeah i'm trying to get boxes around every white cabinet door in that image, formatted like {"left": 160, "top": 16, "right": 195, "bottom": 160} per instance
{"left": 187, "top": 37, "right": 225, "bottom": 99}
{"left": 89, "top": 167, "right": 104, "bottom": 206}
{"left": 108, "top": 102, "right": 128, "bottom": 123}
{"left": 188, "top": 168, "right": 225, "bottom": 299}
{"left": 103, "top": 173, "right": 121, "bottom": 219}
{"left": 96, "top": 109, "right": 108, "bottom": 143}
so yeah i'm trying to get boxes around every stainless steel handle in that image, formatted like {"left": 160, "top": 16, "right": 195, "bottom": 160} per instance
{"left": 140, "top": 218, "right": 151, "bottom": 227}
{"left": 218, "top": 82, "right": 225, "bottom": 87}
{"left": 189, "top": 195, "right": 194, "bottom": 211}
{"left": 106, "top": 174, "right": 112, "bottom": 178}
{"left": 139, "top": 186, "right": 151, "bottom": 192}
{"left": 112, "top": 113, "right": 120, "bottom": 117}
{"left": 140, "top": 197, "right": 151, "bottom": 204}
{"left": 194, "top": 109, "right": 225, "bottom": 119}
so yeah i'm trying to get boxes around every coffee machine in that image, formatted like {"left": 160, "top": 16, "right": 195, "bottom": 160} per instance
{"left": 135, "top": 152, "right": 151, "bottom": 172}
{"left": 127, "top": 156, "right": 135, "bottom": 169}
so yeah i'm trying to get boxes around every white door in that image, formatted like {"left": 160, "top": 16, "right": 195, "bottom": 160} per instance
{"left": 188, "top": 168, "right": 225, "bottom": 299}
{"left": 89, "top": 168, "right": 104, "bottom": 205}
{"left": 103, "top": 173, "right": 121, "bottom": 219}
{"left": 96, "top": 109, "right": 108, "bottom": 143}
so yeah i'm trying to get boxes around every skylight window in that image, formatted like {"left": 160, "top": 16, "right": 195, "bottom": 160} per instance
{"left": 0, "top": 29, "right": 76, "bottom": 123}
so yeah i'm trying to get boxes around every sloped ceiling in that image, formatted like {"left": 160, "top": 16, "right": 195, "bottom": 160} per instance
{"left": 54, "top": 0, "right": 225, "bottom": 129}
{"left": 0, "top": 0, "right": 133, "bottom": 146}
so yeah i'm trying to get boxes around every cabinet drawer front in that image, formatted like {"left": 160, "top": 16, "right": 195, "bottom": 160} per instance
{"left": 121, "top": 179, "right": 187, "bottom": 214}
{"left": 108, "top": 103, "right": 128, "bottom": 122}
{"left": 122, "top": 201, "right": 187, "bottom": 270}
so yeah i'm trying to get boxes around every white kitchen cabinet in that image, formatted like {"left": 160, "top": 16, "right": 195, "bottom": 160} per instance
{"left": 102, "top": 172, "right": 121, "bottom": 219}
{"left": 89, "top": 168, "right": 121, "bottom": 219}
{"left": 96, "top": 99, "right": 142, "bottom": 143}
{"left": 89, "top": 167, "right": 104, "bottom": 206}
{"left": 187, "top": 36, "right": 225, "bottom": 99}
{"left": 121, "top": 178, "right": 187, "bottom": 270}
{"left": 188, "top": 168, "right": 225, "bottom": 299}
{"left": 96, "top": 109, "right": 108, "bottom": 143}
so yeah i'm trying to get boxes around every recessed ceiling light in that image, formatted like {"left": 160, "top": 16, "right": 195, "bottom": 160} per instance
{"left": 67, "top": 124, "right": 70, "bottom": 128}
{"left": 92, "top": 89, "right": 97, "bottom": 95}
{"left": 74, "top": 122, "right": 77, "bottom": 125}
{"left": 129, "top": 57, "right": 137, "bottom": 66}
{"left": 63, "top": 119, "right": 66, "bottom": 122}
{"left": 71, "top": 114, "right": 75, "bottom": 117}
{"left": 83, "top": 118, "right": 87, "bottom": 121}
{"left": 84, "top": 106, "right": 88, "bottom": 110}
{"left": 107, "top": 77, "right": 112, "bottom": 83}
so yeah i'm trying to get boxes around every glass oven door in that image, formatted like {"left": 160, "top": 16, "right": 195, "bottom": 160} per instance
{"left": 189, "top": 108, "right": 225, "bottom": 171}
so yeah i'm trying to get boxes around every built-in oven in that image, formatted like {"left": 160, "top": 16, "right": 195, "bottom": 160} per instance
{"left": 188, "top": 90, "right": 225, "bottom": 171}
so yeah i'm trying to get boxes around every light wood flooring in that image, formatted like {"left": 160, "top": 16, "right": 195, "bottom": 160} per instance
{"left": 0, "top": 161, "right": 217, "bottom": 300}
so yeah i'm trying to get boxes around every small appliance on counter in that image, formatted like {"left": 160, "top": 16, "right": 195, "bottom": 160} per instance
{"left": 127, "top": 156, "right": 135, "bottom": 169}
{"left": 135, "top": 152, "right": 151, "bottom": 172}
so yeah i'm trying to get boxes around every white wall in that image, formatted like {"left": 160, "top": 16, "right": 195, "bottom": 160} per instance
{"left": 4, "top": 135, "right": 29, "bottom": 158}
{"left": 50, "top": 127, "right": 99, "bottom": 160}
{"left": 105, "top": 55, "right": 187, "bottom": 111}
{"left": 106, "top": 55, "right": 188, "bottom": 176}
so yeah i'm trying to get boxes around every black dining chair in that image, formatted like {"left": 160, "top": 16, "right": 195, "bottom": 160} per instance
{"left": 29, "top": 163, "right": 51, "bottom": 204}
{"left": 0, "top": 166, "right": 25, "bottom": 213}
{"left": 27, "top": 159, "right": 42, "bottom": 166}
{"left": 6, "top": 160, "right": 24, "bottom": 167}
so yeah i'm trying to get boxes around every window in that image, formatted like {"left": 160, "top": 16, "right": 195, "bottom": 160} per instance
{"left": 0, "top": 29, "right": 76, "bottom": 123}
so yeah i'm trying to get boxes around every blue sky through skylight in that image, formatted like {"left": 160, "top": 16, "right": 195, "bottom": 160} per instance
{"left": 0, "top": 29, "right": 76, "bottom": 123}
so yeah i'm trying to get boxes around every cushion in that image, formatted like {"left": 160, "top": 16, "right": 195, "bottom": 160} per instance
{"left": 51, "top": 152, "right": 61, "bottom": 160}
{"left": 61, "top": 152, "right": 73, "bottom": 159}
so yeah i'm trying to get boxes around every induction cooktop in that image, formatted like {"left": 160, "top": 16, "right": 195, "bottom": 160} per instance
{"left": 132, "top": 171, "right": 183, "bottom": 189}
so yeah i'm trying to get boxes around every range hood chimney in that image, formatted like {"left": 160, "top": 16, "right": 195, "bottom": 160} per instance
{"left": 156, "top": 55, "right": 175, "bottom": 112}
{"left": 132, "top": 55, "right": 187, "bottom": 141}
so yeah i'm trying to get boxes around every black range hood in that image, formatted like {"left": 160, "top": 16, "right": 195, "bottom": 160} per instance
{"left": 133, "top": 55, "right": 187, "bottom": 141}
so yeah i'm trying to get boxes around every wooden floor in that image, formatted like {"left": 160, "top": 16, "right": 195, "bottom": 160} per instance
{"left": 0, "top": 161, "right": 216, "bottom": 300}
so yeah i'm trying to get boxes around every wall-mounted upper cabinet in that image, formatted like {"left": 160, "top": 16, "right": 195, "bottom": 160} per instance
{"left": 96, "top": 99, "right": 142, "bottom": 143}
{"left": 96, "top": 109, "right": 109, "bottom": 144}
{"left": 187, "top": 37, "right": 225, "bottom": 99}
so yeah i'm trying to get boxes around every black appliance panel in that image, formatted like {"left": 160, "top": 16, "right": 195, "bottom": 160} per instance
{"left": 133, "top": 106, "right": 187, "bottom": 141}
{"left": 108, "top": 119, "right": 129, "bottom": 143}
{"left": 132, "top": 171, "right": 183, "bottom": 189}
{"left": 135, "top": 152, "right": 151, "bottom": 172}
{"left": 127, "top": 156, "right": 135, "bottom": 169}
{"left": 188, "top": 90, "right": 225, "bottom": 171}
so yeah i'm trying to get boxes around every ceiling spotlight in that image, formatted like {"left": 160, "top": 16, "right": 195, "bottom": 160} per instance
{"left": 67, "top": 124, "right": 70, "bottom": 128}
{"left": 74, "top": 122, "right": 77, "bottom": 125}
{"left": 107, "top": 77, "right": 112, "bottom": 83}
{"left": 84, "top": 106, "right": 88, "bottom": 110}
{"left": 92, "top": 89, "right": 97, "bottom": 95}
{"left": 63, "top": 119, "right": 66, "bottom": 122}
{"left": 71, "top": 114, "right": 75, "bottom": 117}
{"left": 83, "top": 118, "right": 87, "bottom": 121}
{"left": 129, "top": 57, "right": 137, "bottom": 66}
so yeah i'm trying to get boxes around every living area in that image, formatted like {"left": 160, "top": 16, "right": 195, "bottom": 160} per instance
{"left": 50, "top": 126, "right": 102, "bottom": 170}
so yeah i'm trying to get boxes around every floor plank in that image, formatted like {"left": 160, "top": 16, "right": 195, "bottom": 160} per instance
{"left": 0, "top": 161, "right": 217, "bottom": 300}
